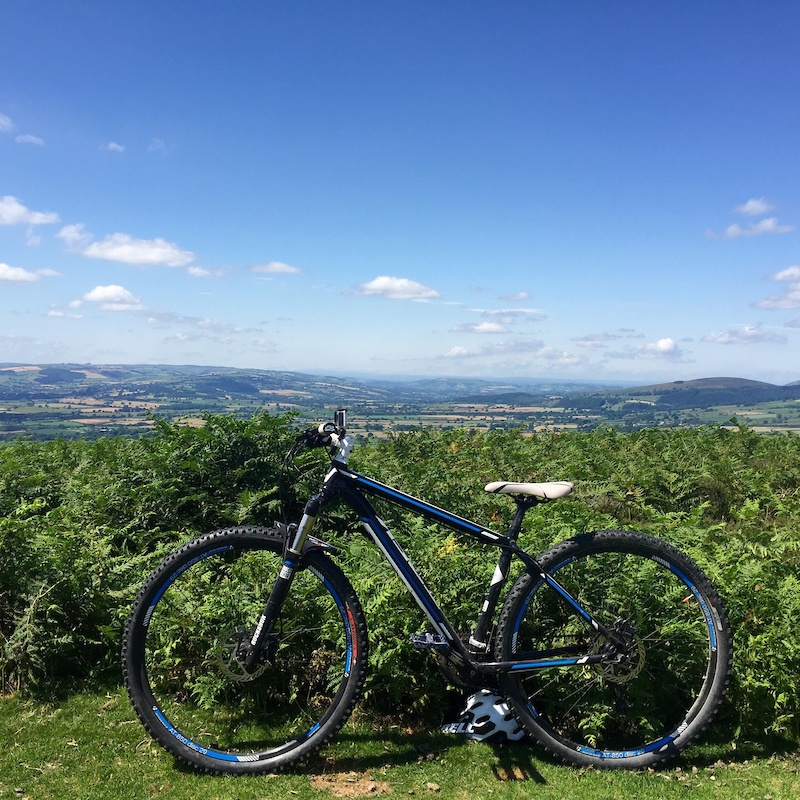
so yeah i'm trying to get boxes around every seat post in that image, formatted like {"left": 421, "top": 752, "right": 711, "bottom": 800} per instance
{"left": 507, "top": 497, "right": 539, "bottom": 542}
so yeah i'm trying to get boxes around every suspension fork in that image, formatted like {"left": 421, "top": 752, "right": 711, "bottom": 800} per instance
{"left": 243, "top": 486, "right": 330, "bottom": 667}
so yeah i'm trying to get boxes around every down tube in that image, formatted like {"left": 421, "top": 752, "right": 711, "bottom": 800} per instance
{"left": 356, "top": 511, "right": 460, "bottom": 647}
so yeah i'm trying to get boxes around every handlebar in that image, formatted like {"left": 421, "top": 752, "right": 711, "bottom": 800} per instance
{"left": 314, "top": 407, "right": 346, "bottom": 446}
{"left": 286, "top": 408, "right": 352, "bottom": 466}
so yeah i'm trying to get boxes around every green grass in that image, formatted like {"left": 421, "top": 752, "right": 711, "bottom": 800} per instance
{"left": 1, "top": 688, "right": 798, "bottom": 800}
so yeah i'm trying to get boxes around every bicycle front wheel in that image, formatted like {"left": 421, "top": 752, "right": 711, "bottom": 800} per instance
{"left": 496, "top": 530, "right": 731, "bottom": 769}
{"left": 123, "top": 527, "right": 368, "bottom": 774}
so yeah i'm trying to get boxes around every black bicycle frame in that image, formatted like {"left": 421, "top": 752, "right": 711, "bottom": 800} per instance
{"left": 249, "top": 457, "right": 613, "bottom": 683}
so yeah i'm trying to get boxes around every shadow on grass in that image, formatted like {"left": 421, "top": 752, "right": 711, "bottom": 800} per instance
{"left": 302, "top": 728, "right": 547, "bottom": 783}
{"left": 166, "top": 729, "right": 797, "bottom": 781}
{"left": 672, "top": 733, "right": 799, "bottom": 770}
{"left": 490, "top": 744, "right": 548, "bottom": 784}
{"left": 300, "top": 725, "right": 797, "bottom": 780}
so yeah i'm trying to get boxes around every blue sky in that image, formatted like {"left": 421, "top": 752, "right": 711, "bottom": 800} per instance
{"left": 2, "top": 1, "right": 800, "bottom": 385}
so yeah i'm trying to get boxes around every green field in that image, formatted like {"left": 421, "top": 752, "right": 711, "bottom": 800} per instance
{"left": 3, "top": 363, "right": 800, "bottom": 440}
{"left": 2, "top": 689, "right": 798, "bottom": 800}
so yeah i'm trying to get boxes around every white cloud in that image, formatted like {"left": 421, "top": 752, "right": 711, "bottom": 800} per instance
{"left": 707, "top": 198, "right": 793, "bottom": 238}
{"left": 106, "top": 141, "right": 125, "bottom": 152}
{"left": 772, "top": 265, "right": 800, "bottom": 282}
{"left": 754, "top": 265, "right": 800, "bottom": 310}
{"left": 443, "top": 338, "right": 582, "bottom": 368}
{"left": 720, "top": 218, "right": 794, "bottom": 239}
{"left": 15, "top": 134, "right": 44, "bottom": 146}
{"left": 144, "top": 310, "right": 261, "bottom": 337}
{"left": 58, "top": 223, "right": 195, "bottom": 267}
{"left": 57, "top": 223, "right": 93, "bottom": 249}
{"left": 757, "top": 289, "right": 800, "bottom": 310}
{"left": 499, "top": 291, "right": 530, "bottom": 302}
{"left": 573, "top": 329, "right": 646, "bottom": 348}
{"left": 644, "top": 337, "right": 679, "bottom": 354}
{"left": 164, "top": 332, "right": 192, "bottom": 343}
{"left": 536, "top": 346, "right": 582, "bottom": 367}
{"left": 607, "top": 337, "right": 688, "bottom": 360}
{"left": 0, "top": 112, "right": 44, "bottom": 145}
{"left": 85, "top": 233, "right": 194, "bottom": 267}
{"left": 0, "top": 262, "right": 39, "bottom": 282}
{"left": 618, "top": 327, "right": 645, "bottom": 339}
{"left": 355, "top": 276, "right": 440, "bottom": 301}
{"left": 479, "top": 308, "right": 546, "bottom": 322}
{"left": 80, "top": 284, "right": 144, "bottom": 311}
{"left": 443, "top": 337, "right": 546, "bottom": 359}
{"left": 444, "top": 346, "right": 472, "bottom": 358}
{"left": 573, "top": 332, "right": 619, "bottom": 348}
{"left": 0, "top": 195, "right": 59, "bottom": 226}
{"left": 187, "top": 266, "right": 212, "bottom": 278}
{"left": 0, "top": 333, "right": 69, "bottom": 361}
{"left": 452, "top": 321, "right": 508, "bottom": 334}
{"left": 148, "top": 138, "right": 166, "bottom": 152}
{"left": 703, "top": 325, "right": 786, "bottom": 345}
{"left": 734, "top": 197, "right": 775, "bottom": 216}
{"left": 47, "top": 308, "right": 82, "bottom": 319}
{"left": 251, "top": 261, "right": 301, "bottom": 274}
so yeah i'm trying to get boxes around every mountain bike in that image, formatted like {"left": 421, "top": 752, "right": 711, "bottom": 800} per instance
{"left": 123, "top": 410, "right": 732, "bottom": 774}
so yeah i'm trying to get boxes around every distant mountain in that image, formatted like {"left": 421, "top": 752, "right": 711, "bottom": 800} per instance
{"left": 3, "top": 364, "right": 800, "bottom": 440}
{"left": 0, "top": 363, "right": 393, "bottom": 406}
{"left": 616, "top": 377, "right": 800, "bottom": 408}
{"left": 452, "top": 376, "right": 800, "bottom": 413}
{"left": 622, "top": 377, "right": 780, "bottom": 393}
{"left": 3, "top": 365, "right": 798, "bottom": 412}
{"left": 0, "top": 364, "right": 621, "bottom": 405}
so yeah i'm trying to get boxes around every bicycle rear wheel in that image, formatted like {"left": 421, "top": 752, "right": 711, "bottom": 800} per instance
{"left": 123, "top": 527, "right": 368, "bottom": 774}
{"left": 496, "top": 530, "right": 731, "bottom": 769}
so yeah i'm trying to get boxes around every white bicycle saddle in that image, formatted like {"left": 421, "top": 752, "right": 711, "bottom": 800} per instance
{"left": 484, "top": 480, "right": 573, "bottom": 500}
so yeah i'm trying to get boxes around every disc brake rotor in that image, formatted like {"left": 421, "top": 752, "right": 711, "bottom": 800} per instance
{"left": 590, "top": 619, "right": 646, "bottom": 684}
{"left": 214, "top": 626, "right": 268, "bottom": 682}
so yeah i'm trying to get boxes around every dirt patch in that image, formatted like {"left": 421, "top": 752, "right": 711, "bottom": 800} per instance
{"left": 310, "top": 772, "right": 392, "bottom": 797}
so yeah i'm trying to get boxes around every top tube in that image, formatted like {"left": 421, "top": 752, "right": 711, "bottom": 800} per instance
{"left": 330, "top": 463, "right": 508, "bottom": 547}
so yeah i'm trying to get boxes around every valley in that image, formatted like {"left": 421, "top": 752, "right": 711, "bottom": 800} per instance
{"left": 2, "top": 363, "right": 800, "bottom": 440}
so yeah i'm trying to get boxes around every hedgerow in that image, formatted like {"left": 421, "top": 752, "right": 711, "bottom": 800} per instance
{"left": 1, "top": 416, "right": 798, "bottom": 743}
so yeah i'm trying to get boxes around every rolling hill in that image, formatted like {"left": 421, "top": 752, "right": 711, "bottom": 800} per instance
{"left": 2, "top": 365, "right": 800, "bottom": 439}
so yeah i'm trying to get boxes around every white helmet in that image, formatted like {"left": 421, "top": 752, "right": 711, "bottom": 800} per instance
{"left": 441, "top": 690, "right": 526, "bottom": 743}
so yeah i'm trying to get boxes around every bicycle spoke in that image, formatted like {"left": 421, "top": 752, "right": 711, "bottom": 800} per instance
{"left": 497, "top": 531, "right": 731, "bottom": 767}
{"left": 124, "top": 528, "right": 367, "bottom": 774}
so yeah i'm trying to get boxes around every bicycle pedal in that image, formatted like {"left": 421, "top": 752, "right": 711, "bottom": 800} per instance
{"left": 411, "top": 632, "right": 450, "bottom": 651}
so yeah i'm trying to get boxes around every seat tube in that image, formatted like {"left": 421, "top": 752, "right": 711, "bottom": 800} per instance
{"left": 469, "top": 548, "right": 513, "bottom": 652}
{"left": 468, "top": 500, "right": 530, "bottom": 653}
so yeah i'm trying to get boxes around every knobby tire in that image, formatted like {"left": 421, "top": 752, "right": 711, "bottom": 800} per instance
{"left": 496, "top": 529, "right": 732, "bottom": 769}
{"left": 122, "top": 526, "right": 368, "bottom": 774}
